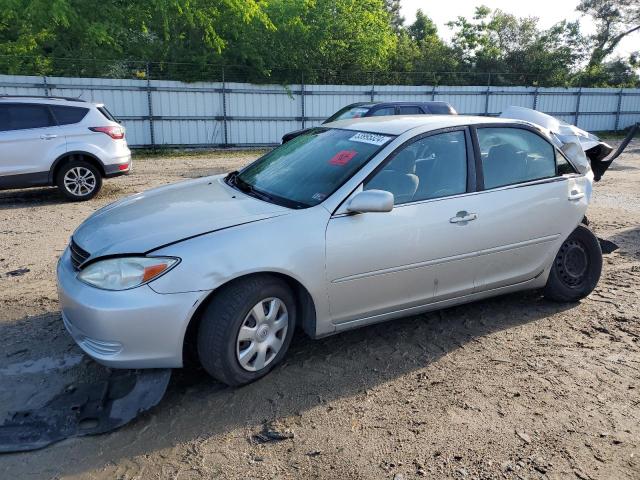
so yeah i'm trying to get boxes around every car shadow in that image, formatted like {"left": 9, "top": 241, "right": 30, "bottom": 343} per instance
{"left": 0, "top": 187, "right": 69, "bottom": 209}
{"left": 0, "top": 290, "right": 577, "bottom": 475}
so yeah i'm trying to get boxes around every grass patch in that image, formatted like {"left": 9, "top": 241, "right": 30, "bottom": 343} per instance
{"left": 132, "top": 147, "right": 270, "bottom": 160}
{"left": 594, "top": 123, "right": 640, "bottom": 140}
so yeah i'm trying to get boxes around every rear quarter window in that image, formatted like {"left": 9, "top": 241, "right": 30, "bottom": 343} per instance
{"left": 51, "top": 105, "right": 90, "bottom": 125}
{"left": 97, "top": 106, "right": 118, "bottom": 122}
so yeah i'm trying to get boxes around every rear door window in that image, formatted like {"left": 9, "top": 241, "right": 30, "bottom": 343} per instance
{"left": 0, "top": 104, "right": 55, "bottom": 131}
{"left": 51, "top": 105, "right": 89, "bottom": 125}
{"left": 370, "top": 107, "right": 396, "bottom": 116}
{"left": 477, "top": 127, "right": 556, "bottom": 189}
{"left": 397, "top": 105, "right": 424, "bottom": 115}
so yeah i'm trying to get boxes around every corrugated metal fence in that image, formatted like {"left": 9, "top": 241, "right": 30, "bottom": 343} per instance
{"left": 1, "top": 74, "right": 639, "bottom": 147}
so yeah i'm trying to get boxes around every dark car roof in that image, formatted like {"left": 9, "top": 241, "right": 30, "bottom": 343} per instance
{"left": 346, "top": 101, "right": 453, "bottom": 108}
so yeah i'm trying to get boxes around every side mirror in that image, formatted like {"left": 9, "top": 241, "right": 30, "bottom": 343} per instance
{"left": 347, "top": 190, "right": 394, "bottom": 214}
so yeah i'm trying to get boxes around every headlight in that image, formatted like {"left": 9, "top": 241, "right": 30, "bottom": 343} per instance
{"left": 77, "top": 257, "right": 179, "bottom": 291}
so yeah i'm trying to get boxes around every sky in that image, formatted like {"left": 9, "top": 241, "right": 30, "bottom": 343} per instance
{"left": 399, "top": 0, "right": 639, "bottom": 58}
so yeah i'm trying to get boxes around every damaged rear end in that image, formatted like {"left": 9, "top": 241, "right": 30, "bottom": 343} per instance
{"left": 501, "top": 106, "right": 639, "bottom": 181}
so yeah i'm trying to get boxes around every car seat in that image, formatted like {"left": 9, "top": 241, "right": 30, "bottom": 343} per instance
{"left": 366, "top": 149, "right": 419, "bottom": 204}
{"left": 483, "top": 144, "right": 526, "bottom": 188}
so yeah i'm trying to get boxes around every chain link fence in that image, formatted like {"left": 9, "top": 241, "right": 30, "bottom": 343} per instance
{"left": 2, "top": 57, "right": 640, "bottom": 147}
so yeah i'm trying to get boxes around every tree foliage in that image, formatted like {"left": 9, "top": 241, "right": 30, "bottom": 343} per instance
{"left": 0, "top": 0, "right": 637, "bottom": 86}
{"left": 578, "top": 0, "right": 640, "bottom": 67}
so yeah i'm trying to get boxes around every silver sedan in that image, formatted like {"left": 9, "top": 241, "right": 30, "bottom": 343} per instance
{"left": 57, "top": 114, "right": 603, "bottom": 386}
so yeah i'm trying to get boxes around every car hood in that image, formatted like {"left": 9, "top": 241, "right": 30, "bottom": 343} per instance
{"left": 72, "top": 175, "right": 290, "bottom": 258}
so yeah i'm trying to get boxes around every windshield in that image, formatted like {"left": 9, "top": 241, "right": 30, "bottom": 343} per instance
{"left": 231, "top": 128, "right": 394, "bottom": 208}
{"left": 324, "top": 105, "right": 371, "bottom": 123}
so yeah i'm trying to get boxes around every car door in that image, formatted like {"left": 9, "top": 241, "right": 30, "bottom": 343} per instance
{"left": 470, "top": 125, "right": 588, "bottom": 291}
{"left": 0, "top": 103, "right": 65, "bottom": 179}
{"left": 325, "top": 128, "right": 483, "bottom": 325}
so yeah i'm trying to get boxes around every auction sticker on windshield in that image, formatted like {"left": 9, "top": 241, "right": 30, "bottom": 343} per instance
{"left": 349, "top": 132, "right": 392, "bottom": 146}
{"left": 329, "top": 150, "right": 358, "bottom": 166}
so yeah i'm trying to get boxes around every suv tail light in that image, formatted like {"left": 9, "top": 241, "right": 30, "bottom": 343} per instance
{"left": 89, "top": 126, "right": 125, "bottom": 140}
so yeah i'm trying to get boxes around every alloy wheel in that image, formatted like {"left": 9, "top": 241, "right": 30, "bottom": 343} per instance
{"left": 64, "top": 167, "right": 97, "bottom": 197}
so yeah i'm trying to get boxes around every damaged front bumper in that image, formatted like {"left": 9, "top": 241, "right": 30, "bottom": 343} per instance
{"left": 0, "top": 368, "right": 171, "bottom": 453}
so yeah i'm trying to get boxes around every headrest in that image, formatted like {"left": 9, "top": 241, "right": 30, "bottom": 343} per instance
{"left": 488, "top": 143, "right": 519, "bottom": 161}
{"left": 393, "top": 149, "right": 416, "bottom": 174}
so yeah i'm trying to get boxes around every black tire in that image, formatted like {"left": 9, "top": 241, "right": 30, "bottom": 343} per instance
{"left": 56, "top": 160, "right": 103, "bottom": 201}
{"left": 543, "top": 225, "right": 602, "bottom": 302}
{"left": 197, "top": 275, "right": 296, "bottom": 386}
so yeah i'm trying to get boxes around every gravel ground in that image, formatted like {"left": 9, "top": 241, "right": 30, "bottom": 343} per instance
{"left": 0, "top": 142, "right": 639, "bottom": 479}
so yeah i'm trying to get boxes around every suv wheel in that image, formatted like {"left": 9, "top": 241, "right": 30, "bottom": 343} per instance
{"left": 56, "top": 160, "right": 103, "bottom": 201}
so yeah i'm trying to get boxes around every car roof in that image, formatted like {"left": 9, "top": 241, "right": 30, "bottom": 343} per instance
{"left": 346, "top": 101, "right": 452, "bottom": 108}
{"left": 0, "top": 96, "right": 96, "bottom": 107}
{"left": 324, "top": 115, "right": 526, "bottom": 136}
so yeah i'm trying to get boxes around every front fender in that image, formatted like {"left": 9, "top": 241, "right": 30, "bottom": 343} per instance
{"left": 148, "top": 207, "right": 335, "bottom": 337}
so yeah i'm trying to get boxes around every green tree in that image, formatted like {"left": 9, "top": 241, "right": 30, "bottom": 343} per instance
{"left": 220, "top": 0, "right": 397, "bottom": 83}
{"left": 578, "top": 0, "right": 640, "bottom": 67}
{"left": 408, "top": 9, "right": 438, "bottom": 42}
{"left": 0, "top": 0, "right": 273, "bottom": 77}
{"left": 384, "top": 0, "right": 404, "bottom": 32}
{"left": 447, "top": 7, "right": 586, "bottom": 85}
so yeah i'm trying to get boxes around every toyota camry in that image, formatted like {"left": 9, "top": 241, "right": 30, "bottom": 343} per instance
{"left": 58, "top": 112, "right": 610, "bottom": 386}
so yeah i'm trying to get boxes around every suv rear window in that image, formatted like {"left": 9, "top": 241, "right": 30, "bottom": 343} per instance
{"left": 51, "top": 105, "right": 89, "bottom": 125}
{"left": 0, "top": 104, "right": 55, "bottom": 131}
{"left": 427, "top": 103, "right": 455, "bottom": 114}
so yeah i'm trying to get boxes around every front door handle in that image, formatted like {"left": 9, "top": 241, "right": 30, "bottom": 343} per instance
{"left": 450, "top": 211, "right": 478, "bottom": 224}
{"left": 568, "top": 189, "right": 585, "bottom": 201}
{"left": 40, "top": 134, "right": 58, "bottom": 140}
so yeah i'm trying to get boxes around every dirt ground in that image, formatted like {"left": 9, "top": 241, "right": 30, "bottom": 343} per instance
{"left": 0, "top": 141, "right": 639, "bottom": 479}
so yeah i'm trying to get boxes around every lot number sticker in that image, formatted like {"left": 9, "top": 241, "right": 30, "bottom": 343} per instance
{"left": 349, "top": 132, "right": 391, "bottom": 146}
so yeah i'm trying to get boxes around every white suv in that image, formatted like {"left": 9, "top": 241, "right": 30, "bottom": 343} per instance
{"left": 0, "top": 96, "right": 131, "bottom": 201}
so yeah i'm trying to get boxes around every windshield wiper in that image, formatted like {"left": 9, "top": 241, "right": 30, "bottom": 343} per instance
{"left": 226, "top": 171, "right": 273, "bottom": 201}
{"left": 225, "top": 170, "right": 311, "bottom": 209}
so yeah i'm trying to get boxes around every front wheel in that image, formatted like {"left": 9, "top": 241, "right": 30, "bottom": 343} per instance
{"left": 56, "top": 160, "right": 102, "bottom": 201}
{"left": 197, "top": 275, "right": 296, "bottom": 386}
{"left": 543, "top": 225, "right": 602, "bottom": 302}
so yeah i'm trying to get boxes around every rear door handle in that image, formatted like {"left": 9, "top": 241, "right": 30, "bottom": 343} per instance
{"left": 450, "top": 211, "right": 478, "bottom": 224}
{"left": 568, "top": 190, "right": 585, "bottom": 201}
{"left": 40, "top": 134, "right": 58, "bottom": 140}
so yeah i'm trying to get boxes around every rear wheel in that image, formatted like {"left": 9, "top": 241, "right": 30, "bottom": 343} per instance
{"left": 544, "top": 225, "right": 602, "bottom": 302}
{"left": 197, "top": 275, "right": 296, "bottom": 386}
{"left": 56, "top": 160, "right": 102, "bottom": 201}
